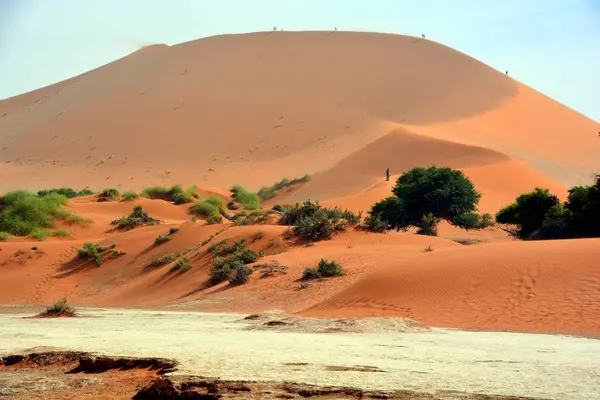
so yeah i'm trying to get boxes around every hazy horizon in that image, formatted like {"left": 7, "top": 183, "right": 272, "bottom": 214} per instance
{"left": 1, "top": 0, "right": 599, "bottom": 121}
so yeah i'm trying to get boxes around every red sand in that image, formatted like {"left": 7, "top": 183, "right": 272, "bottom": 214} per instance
{"left": 1, "top": 31, "right": 599, "bottom": 337}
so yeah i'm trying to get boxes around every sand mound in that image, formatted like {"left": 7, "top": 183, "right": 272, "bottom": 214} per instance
{"left": 2, "top": 30, "right": 595, "bottom": 197}
{"left": 301, "top": 239, "right": 600, "bottom": 337}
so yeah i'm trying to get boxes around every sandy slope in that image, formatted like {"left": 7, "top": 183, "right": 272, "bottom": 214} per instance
{"left": 301, "top": 239, "right": 600, "bottom": 337}
{"left": 1, "top": 31, "right": 597, "bottom": 198}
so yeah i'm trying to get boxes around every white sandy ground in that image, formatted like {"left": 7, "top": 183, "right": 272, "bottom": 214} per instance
{"left": 1, "top": 307, "right": 599, "bottom": 399}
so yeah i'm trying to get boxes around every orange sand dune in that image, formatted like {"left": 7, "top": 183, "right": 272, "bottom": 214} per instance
{"left": 1, "top": 31, "right": 596, "bottom": 199}
{"left": 301, "top": 239, "right": 600, "bottom": 337}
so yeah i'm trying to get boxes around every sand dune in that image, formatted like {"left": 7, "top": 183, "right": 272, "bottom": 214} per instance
{"left": 1, "top": 31, "right": 596, "bottom": 198}
{"left": 301, "top": 239, "right": 600, "bottom": 337}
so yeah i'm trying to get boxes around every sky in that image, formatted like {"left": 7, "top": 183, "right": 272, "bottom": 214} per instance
{"left": 1, "top": 0, "right": 599, "bottom": 122}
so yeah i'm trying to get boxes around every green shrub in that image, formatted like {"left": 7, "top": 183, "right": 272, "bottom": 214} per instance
{"left": 98, "top": 188, "right": 120, "bottom": 202}
{"left": 0, "top": 232, "right": 8, "bottom": 241}
{"left": 141, "top": 185, "right": 197, "bottom": 204}
{"left": 141, "top": 186, "right": 170, "bottom": 199}
{"left": 77, "top": 242, "right": 119, "bottom": 265}
{"left": 204, "top": 195, "right": 227, "bottom": 211}
{"left": 303, "top": 259, "right": 344, "bottom": 280}
{"left": 230, "top": 185, "right": 261, "bottom": 210}
{"left": 294, "top": 211, "right": 334, "bottom": 241}
{"left": 62, "top": 213, "right": 93, "bottom": 226}
{"left": 169, "top": 227, "right": 180, "bottom": 235}
{"left": 302, "top": 267, "right": 321, "bottom": 280}
{"left": 210, "top": 262, "right": 233, "bottom": 284}
{"left": 364, "top": 215, "right": 388, "bottom": 233}
{"left": 206, "top": 214, "right": 223, "bottom": 225}
{"left": 171, "top": 257, "right": 192, "bottom": 272}
{"left": 30, "top": 228, "right": 51, "bottom": 241}
{"left": 40, "top": 297, "right": 75, "bottom": 317}
{"left": 452, "top": 212, "right": 494, "bottom": 230}
{"left": 53, "top": 228, "right": 73, "bottom": 238}
{"left": 272, "top": 204, "right": 284, "bottom": 212}
{"left": 151, "top": 253, "right": 178, "bottom": 266}
{"left": 0, "top": 190, "right": 72, "bottom": 236}
{"left": 37, "top": 188, "right": 94, "bottom": 198}
{"left": 416, "top": 213, "right": 438, "bottom": 236}
{"left": 257, "top": 175, "right": 311, "bottom": 201}
{"left": 238, "top": 248, "right": 259, "bottom": 264}
{"left": 122, "top": 191, "right": 139, "bottom": 201}
{"left": 191, "top": 201, "right": 218, "bottom": 216}
{"left": 252, "top": 231, "right": 264, "bottom": 241}
{"left": 229, "top": 265, "right": 253, "bottom": 285}
{"left": 155, "top": 234, "right": 171, "bottom": 244}
{"left": 110, "top": 205, "right": 162, "bottom": 230}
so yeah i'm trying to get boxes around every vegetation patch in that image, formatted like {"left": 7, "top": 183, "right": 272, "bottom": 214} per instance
{"left": 53, "top": 228, "right": 73, "bottom": 238}
{"left": 0, "top": 191, "right": 89, "bottom": 237}
{"left": 110, "top": 205, "right": 162, "bottom": 230}
{"left": 303, "top": 259, "right": 344, "bottom": 280}
{"left": 208, "top": 238, "right": 261, "bottom": 285}
{"left": 37, "top": 188, "right": 94, "bottom": 198}
{"left": 77, "top": 242, "right": 124, "bottom": 265}
{"left": 151, "top": 253, "right": 178, "bottom": 266}
{"left": 230, "top": 185, "right": 261, "bottom": 210}
{"left": 37, "top": 298, "right": 76, "bottom": 318}
{"left": 170, "top": 257, "right": 192, "bottom": 272}
{"left": 257, "top": 174, "right": 311, "bottom": 201}
{"left": 141, "top": 185, "right": 198, "bottom": 204}
{"left": 30, "top": 228, "right": 52, "bottom": 241}
{"left": 496, "top": 176, "right": 600, "bottom": 240}
{"left": 191, "top": 195, "right": 227, "bottom": 224}
{"left": 232, "top": 210, "right": 275, "bottom": 225}
{"left": 97, "top": 188, "right": 120, "bottom": 202}
{"left": 154, "top": 234, "right": 171, "bottom": 245}
{"left": 280, "top": 200, "right": 362, "bottom": 242}
{"left": 367, "top": 166, "right": 488, "bottom": 236}
{"left": 0, "top": 232, "right": 8, "bottom": 241}
{"left": 121, "top": 191, "right": 139, "bottom": 201}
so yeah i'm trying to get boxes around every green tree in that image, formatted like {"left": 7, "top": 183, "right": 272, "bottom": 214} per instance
{"left": 368, "top": 166, "right": 484, "bottom": 235}
{"left": 495, "top": 188, "right": 560, "bottom": 239}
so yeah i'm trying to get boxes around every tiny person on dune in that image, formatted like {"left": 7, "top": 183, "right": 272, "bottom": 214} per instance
{"left": 386, "top": 168, "right": 391, "bottom": 182}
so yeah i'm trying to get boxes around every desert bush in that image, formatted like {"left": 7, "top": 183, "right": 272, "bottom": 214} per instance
{"left": 252, "top": 231, "right": 264, "bottom": 241}
{"left": 302, "top": 267, "right": 321, "bottom": 280}
{"left": 122, "top": 191, "right": 139, "bottom": 201}
{"left": 416, "top": 213, "right": 439, "bottom": 236}
{"left": 230, "top": 185, "right": 261, "bottom": 210}
{"left": 294, "top": 211, "right": 334, "bottom": 241}
{"left": 30, "top": 228, "right": 52, "bottom": 241}
{"left": 77, "top": 242, "right": 118, "bottom": 265}
{"left": 228, "top": 265, "right": 253, "bottom": 285}
{"left": 110, "top": 205, "right": 162, "bottom": 230}
{"left": 191, "top": 196, "right": 226, "bottom": 223}
{"left": 141, "top": 185, "right": 197, "bottom": 204}
{"left": 238, "top": 248, "right": 259, "bottom": 264}
{"left": 206, "top": 213, "right": 223, "bottom": 224}
{"left": 53, "top": 228, "right": 73, "bottom": 238}
{"left": 364, "top": 214, "right": 388, "bottom": 233}
{"left": 37, "top": 188, "right": 94, "bottom": 198}
{"left": 303, "top": 259, "right": 344, "bottom": 280}
{"left": 40, "top": 298, "right": 75, "bottom": 317}
{"left": 155, "top": 234, "right": 171, "bottom": 244}
{"left": 0, "top": 232, "right": 8, "bottom": 241}
{"left": 257, "top": 175, "right": 310, "bottom": 201}
{"left": 170, "top": 257, "right": 192, "bottom": 272}
{"left": 151, "top": 253, "right": 178, "bottom": 266}
{"left": 272, "top": 204, "right": 285, "bottom": 212}
{"left": 169, "top": 227, "right": 180, "bottom": 234}
{"left": 452, "top": 212, "right": 494, "bottom": 230}
{"left": 0, "top": 190, "right": 74, "bottom": 236}
{"left": 97, "top": 188, "right": 120, "bottom": 202}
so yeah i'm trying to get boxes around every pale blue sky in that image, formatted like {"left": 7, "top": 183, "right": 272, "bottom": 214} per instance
{"left": 1, "top": 0, "right": 599, "bottom": 121}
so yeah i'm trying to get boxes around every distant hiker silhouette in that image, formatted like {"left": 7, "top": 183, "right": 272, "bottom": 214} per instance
{"left": 421, "top": 34, "right": 425, "bottom": 39}
{"left": 506, "top": 70, "right": 508, "bottom": 76}
{"left": 386, "top": 168, "right": 391, "bottom": 182}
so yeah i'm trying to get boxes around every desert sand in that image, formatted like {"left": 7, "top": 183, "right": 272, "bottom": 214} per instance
{"left": 1, "top": 30, "right": 600, "bottom": 398}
